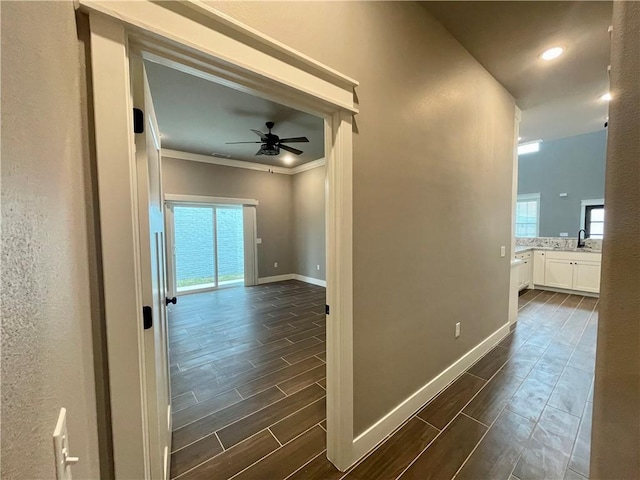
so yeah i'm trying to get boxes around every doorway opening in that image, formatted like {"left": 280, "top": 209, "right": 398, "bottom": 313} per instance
{"left": 85, "top": 4, "right": 357, "bottom": 477}
{"left": 144, "top": 59, "right": 331, "bottom": 478}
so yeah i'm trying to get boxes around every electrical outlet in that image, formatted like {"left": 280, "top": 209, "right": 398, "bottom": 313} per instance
{"left": 274, "top": 262, "right": 278, "bottom": 268}
{"left": 455, "top": 322, "right": 461, "bottom": 338}
{"left": 317, "top": 265, "right": 320, "bottom": 271}
{"left": 500, "top": 246, "right": 506, "bottom": 258}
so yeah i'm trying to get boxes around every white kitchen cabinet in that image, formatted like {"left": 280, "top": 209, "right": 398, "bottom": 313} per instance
{"left": 545, "top": 259, "right": 574, "bottom": 289}
{"left": 533, "top": 251, "right": 546, "bottom": 285}
{"left": 537, "top": 250, "right": 602, "bottom": 294}
{"left": 572, "top": 260, "right": 601, "bottom": 293}
{"left": 515, "top": 252, "right": 532, "bottom": 290}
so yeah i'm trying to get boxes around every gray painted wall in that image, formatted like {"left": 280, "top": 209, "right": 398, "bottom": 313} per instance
{"left": 292, "top": 166, "right": 326, "bottom": 280}
{"left": 518, "top": 130, "right": 607, "bottom": 237}
{"left": 214, "top": 1, "right": 516, "bottom": 436}
{"left": 1, "top": 2, "right": 103, "bottom": 478}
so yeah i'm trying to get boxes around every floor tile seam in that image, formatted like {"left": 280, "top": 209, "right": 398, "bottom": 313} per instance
{"left": 172, "top": 385, "right": 319, "bottom": 451}
{"left": 226, "top": 421, "right": 324, "bottom": 480}
{"left": 238, "top": 361, "right": 327, "bottom": 398}
{"left": 183, "top": 351, "right": 322, "bottom": 400}
{"left": 216, "top": 392, "right": 327, "bottom": 451}
{"left": 397, "top": 365, "right": 510, "bottom": 480}
{"left": 172, "top": 427, "right": 274, "bottom": 480}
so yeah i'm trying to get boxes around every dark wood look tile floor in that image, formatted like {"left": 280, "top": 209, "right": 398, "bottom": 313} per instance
{"left": 170, "top": 284, "right": 597, "bottom": 480}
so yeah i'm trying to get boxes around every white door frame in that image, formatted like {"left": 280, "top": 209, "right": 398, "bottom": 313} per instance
{"left": 81, "top": 1, "right": 357, "bottom": 476}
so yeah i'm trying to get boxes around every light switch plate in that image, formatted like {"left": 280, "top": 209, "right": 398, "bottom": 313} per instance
{"left": 256, "top": 238, "right": 262, "bottom": 244}
{"left": 500, "top": 246, "right": 506, "bottom": 258}
{"left": 53, "top": 408, "right": 78, "bottom": 480}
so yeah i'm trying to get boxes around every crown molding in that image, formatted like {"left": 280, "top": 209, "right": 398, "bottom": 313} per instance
{"left": 162, "top": 148, "right": 325, "bottom": 175}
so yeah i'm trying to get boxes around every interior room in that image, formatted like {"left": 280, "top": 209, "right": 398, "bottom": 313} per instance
{"left": 2, "top": 2, "right": 638, "bottom": 480}
{"left": 143, "top": 61, "right": 330, "bottom": 478}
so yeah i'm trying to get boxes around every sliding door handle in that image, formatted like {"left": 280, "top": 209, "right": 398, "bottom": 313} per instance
{"left": 166, "top": 297, "right": 177, "bottom": 306}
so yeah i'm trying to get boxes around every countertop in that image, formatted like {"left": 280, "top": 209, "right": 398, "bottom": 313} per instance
{"left": 514, "top": 245, "right": 602, "bottom": 254}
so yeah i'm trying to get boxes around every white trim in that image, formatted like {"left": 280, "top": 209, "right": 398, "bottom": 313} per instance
{"left": 258, "top": 274, "right": 295, "bottom": 284}
{"left": 78, "top": 1, "right": 358, "bottom": 114}
{"left": 294, "top": 274, "right": 327, "bottom": 287}
{"left": 182, "top": 1, "right": 358, "bottom": 88}
{"left": 164, "top": 194, "right": 258, "bottom": 206}
{"left": 351, "top": 322, "right": 510, "bottom": 463}
{"left": 290, "top": 158, "right": 327, "bottom": 175}
{"left": 163, "top": 148, "right": 326, "bottom": 175}
{"left": 163, "top": 149, "right": 291, "bottom": 175}
{"left": 580, "top": 198, "right": 605, "bottom": 231}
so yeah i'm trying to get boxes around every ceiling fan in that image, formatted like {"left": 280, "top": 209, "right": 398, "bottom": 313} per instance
{"left": 225, "top": 121, "right": 309, "bottom": 156}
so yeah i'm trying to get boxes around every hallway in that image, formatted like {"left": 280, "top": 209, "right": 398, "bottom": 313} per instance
{"left": 169, "top": 284, "right": 596, "bottom": 480}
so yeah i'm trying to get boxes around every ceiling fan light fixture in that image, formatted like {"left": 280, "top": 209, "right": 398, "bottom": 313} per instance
{"left": 540, "top": 46, "right": 564, "bottom": 61}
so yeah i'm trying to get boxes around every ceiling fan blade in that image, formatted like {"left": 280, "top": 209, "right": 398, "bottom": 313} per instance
{"left": 279, "top": 144, "right": 304, "bottom": 155}
{"left": 278, "top": 137, "right": 309, "bottom": 143}
{"left": 225, "top": 141, "right": 262, "bottom": 144}
{"left": 255, "top": 147, "right": 264, "bottom": 156}
{"left": 251, "top": 129, "right": 268, "bottom": 141}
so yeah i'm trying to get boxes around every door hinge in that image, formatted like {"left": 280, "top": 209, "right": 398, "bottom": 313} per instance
{"left": 325, "top": 304, "right": 330, "bottom": 315}
{"left": 133, "top": 108, "right": 144, "bottom": 134}
{"left": 143, "top": 305, "right": 152, "bottom": 329}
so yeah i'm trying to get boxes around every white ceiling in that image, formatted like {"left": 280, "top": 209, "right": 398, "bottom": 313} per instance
{"left": 422, "top": 1, "right": 613, "bottom": 142}
{"left": 144, "top": 61, "right": 325, "bottom": 167}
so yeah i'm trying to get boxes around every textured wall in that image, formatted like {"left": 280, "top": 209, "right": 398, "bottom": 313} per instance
{"left": 163, "top": 158, "right": 294, "bottom": 278}
{"left": 518, "top": 130, "right": 607, "bottom": 237}
{"left": 1, "top": 2, "right": 102, "bottom": 478}
{"left": 292, "top": 166, "right": 326, "bottom": 280}
{"left": 211, "top": 1, "right": 516, "bottom": 435}
{"left": 591, "top": 1, "right": 640, "bottom": 477}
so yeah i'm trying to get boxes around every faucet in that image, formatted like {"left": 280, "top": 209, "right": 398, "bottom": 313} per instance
{"left": 577, "top": 229, "right": 586, "bottom": 248}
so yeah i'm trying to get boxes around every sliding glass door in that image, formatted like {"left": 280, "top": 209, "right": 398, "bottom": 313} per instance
{"left": 170, "top": 204, "right": 244, "bottom": 294}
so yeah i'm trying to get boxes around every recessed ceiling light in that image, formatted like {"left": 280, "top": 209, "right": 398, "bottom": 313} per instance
{"left": 282, "top": 154, "right": 295, "bottom": 166}
{"left": 599, "top": 92, "right": 612, "bottom": 101}
{"left": 540, "top": 46, "right": 564, "bottom": 61}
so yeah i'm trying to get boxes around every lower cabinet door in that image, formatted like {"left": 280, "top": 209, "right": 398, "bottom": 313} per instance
{"left": 545, "top": 259, "right": 574, "bottom": 289}
{"left": 573, "top": 261, "right": 601, "bottom": 293}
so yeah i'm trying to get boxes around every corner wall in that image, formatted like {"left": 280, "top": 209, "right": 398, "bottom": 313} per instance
{"left": 591, "top": 1, "right": 640, "bottom": 477}
{"left": 292, "top": 165, "right": 327, "bottom": 281}
{"left": 211, "top": 1, "right": 516, "bottom": 437}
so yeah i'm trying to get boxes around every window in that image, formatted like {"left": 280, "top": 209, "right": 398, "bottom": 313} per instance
{"left": 518, "top": 141, "right": 541, "bottom": 156}
{"left": 581, "top": 199, "right": 605, "bottom": 239}
{"left": 516, "top": 193, "right": 540, "bottom": 237}
{"left": 585, "top": 204, "right": 605, "bottom": 239}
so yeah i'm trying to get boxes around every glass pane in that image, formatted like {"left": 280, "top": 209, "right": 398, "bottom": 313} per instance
{"left": 591, "top": 208, "right": 605, "bottom": 222}
{"left": 590, "top": 221, "right": 604, "bottom": 235}
{"left": 174, "top": 206, "right": 216, "bottom": 291}
{"left": 216, "top": 207, "right": 245, "bottom": 285}
{"left": 590, "top": 234, "right": 603, "bottom": 239}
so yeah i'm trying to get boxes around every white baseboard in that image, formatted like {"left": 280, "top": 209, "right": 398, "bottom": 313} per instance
{"left": 293, "top": 274, "right": 326, "bottom": 287}
{"left": 257, "top": 273, "right": 327, "bottom": 287}
{"left": 350, "top": 322, "right": 511, "bottom": 464}
{"left": 257, "top": 274, "right": 295, "bottom": 284}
